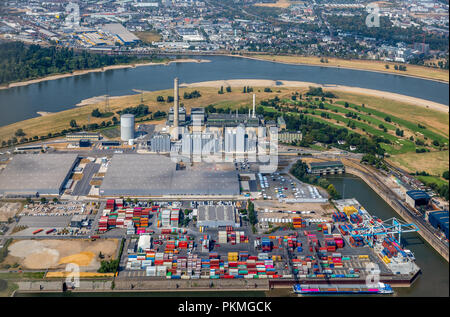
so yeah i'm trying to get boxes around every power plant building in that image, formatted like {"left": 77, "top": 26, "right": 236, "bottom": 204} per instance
{"left": 149, "top": 133, "right": 171, "bottom": 153}
{"left": 120, "top": 114, "right": 135, "bottom": 141}
{"left": 168, "top": 106, "right": 186, "bottom": 126}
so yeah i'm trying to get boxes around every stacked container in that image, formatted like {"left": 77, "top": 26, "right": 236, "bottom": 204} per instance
{"left": 218, "top": 231, "right": 227, "bottom": 244}
{"left": 349, "top": 235, "right": 364, "bottom": 247}
{"left": 293, "top": 217, "right": 305, "bottom": 229}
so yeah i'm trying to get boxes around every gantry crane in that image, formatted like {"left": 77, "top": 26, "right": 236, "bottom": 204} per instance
{"left": 349, "top": 216, "right": 419, "bottom": 247}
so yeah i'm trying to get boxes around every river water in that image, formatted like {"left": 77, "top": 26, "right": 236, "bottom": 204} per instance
{"left": 327, "top": 174, "right": 449, "bottom": 297}
{"left": 0, "top": 55, "right": 448, "bottom": 127}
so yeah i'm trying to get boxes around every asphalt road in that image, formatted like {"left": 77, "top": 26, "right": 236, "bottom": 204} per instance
{"left": 72, "top": 162, "right": 100, "bottom": 196}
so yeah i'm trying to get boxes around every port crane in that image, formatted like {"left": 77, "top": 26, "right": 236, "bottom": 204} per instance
{"left": 348, "top": 217, "right": 419, "bottom": 247}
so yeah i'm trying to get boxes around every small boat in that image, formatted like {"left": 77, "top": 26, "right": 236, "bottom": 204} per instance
{"left": 293, "top": 282, "right": 393, "bottom": 295}
{"left": 403, "top": 249, "right": 416, "bottom": 261}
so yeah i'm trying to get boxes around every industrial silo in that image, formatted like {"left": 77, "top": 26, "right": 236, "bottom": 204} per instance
{"left": 120, "top": 114, "right": 135, "bottom": 141}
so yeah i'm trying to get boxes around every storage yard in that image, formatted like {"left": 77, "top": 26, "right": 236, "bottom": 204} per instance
{"left": 0, "top": 154, "right": 79, "bottom": 196}
{"left": 3, "top": 239, "right": 119, "bottom": 270}
{"left": 87, "top": 197, "right": 420, "bottom": 291}
{"left": 0, "top": 202, "right": 21, "bottom": 222}
{"left": 100, "top": 154, "right": 240, "bottom": 197}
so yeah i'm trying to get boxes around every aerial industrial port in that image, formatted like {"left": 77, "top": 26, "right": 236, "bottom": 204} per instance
{"left": 0, "top": 78, "right": 447, "bottom": 297}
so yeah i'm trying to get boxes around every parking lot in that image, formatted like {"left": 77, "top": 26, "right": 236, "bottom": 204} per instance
{"left": 258, "top": 171, "right": 325, "bottom": 201}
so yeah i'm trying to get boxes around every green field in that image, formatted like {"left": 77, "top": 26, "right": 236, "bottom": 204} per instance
{"left": 416, "top": 175, "right": 449, "bottom": 187}
{"left": 334, "top": 101, "right": 448, "bottom": 145}
{"left": 0, "top": 272, "right": 46, "bottom": 279}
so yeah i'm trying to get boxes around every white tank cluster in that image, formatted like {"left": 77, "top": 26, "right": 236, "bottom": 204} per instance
{"left": 120, "top": 114, "right": 135, "bottom": 141}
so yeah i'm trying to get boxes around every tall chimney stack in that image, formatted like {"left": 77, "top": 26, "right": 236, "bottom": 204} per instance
{"left": 252, "top": 94, "right": 256, "bottom": 118}
{"left": 173, "top": 77, "right": 179, "bottom": 128}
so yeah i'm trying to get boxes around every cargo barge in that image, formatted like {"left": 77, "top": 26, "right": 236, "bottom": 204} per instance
{"left": 293, "top": 282, "right": 393, "bottom": 295}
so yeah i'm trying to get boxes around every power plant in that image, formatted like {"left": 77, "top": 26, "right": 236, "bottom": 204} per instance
{"left": 172, "top": 77, "right": 180, "bottom": 140}
{"left": 120, "top": 113, "right": 135, "bottom": 141}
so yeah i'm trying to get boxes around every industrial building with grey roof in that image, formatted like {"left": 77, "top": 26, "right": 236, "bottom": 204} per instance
{"left": 0, "top": 154, "right": 79, "bottom": 197}
{"left": 197, "top": 205, "right": 239, "bottom": 228}
{"left": 100, "top": 154, "right": 240, "bottom": 197}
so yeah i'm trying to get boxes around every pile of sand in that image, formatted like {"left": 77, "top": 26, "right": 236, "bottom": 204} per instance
{"left": 7, "top": 239, "right": 118, "bottom": 270}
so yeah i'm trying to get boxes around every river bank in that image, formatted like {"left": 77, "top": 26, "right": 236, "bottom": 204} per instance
{"left": 233, "top": 54, "right": 450, "bottom": 84}
{"left": 185, "top": 79, "right": 448, "bottom": 113}
{"left": 0, "top": 58, "right": 209, "bottom": 91}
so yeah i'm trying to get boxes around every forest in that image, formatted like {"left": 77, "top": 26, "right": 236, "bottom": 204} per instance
{"left": 0, "top": 41, "right": 160, "bottom": 85}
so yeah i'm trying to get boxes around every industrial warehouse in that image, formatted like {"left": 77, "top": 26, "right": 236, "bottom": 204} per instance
{"left": 197, "top": 205, "right": 240, "bottom": 228}
{"left": 99, "top": 154, "right": 240, "bottom": 197}
{"left": 0, "top": 154, "right": 78, "bottom": 197}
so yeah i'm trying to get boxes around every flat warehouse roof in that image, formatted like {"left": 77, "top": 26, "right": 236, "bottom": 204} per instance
{"left": 100, "top": 154, "right": 240, "bottom": 196}
{"left": 0, "top": 154, "right": 78, "bottom": 195}
{"left": 308, "top": 161, "right": 344, "bottom": 168}
{"left": 197, "top": 205, "right": 235, "bottom": 222}
{"left": 406, "top": 190, "right": 431, "bottom": 201}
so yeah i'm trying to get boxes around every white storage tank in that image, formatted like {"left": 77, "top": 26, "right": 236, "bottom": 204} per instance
{"left": 121, "top": 114, "right": 135, "bottom": 141}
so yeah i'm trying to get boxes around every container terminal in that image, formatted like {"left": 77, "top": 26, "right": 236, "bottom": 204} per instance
{"left": 0, "top": 153, "right": 423, "bottom": 295}
{"left": 99, "top": 197, "right": 420, "bottom": 295}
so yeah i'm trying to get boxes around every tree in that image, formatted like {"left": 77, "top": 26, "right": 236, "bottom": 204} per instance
{"left": 15, "top": 129, "right": 25, "bottom": 137}
{"left": 52, "top": 197, "right": 59, "bottom": 203}
{"left": 247, "top": 200, "right": 257, "bottom": 225}
{"left": 443, "top": 171, "right": 449, "bottom": 180}
{"left": 40, "top": 197, "right": 47, "bottom": 204}
{"left": 91, "top": 108, "right": 102, "bottom": 117}
{"left": 156, "top": 96, "right": 165, "bottom": 102}
{"left": 327, "top": 184, "right": 340, "bottom": 200}
{"left": 69, "top": 120, "right": 77, "bottom": 128}
{"left": 226, "top": 86, "right": 231, "bottom": 93}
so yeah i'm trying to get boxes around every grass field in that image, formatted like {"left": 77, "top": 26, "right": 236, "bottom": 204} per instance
{"left": 245, "top": 55, "right": 449, "bottom": 82}
{"left": 387, "top": 150, "right": 449, "bottom": 175}
{"left": 254, "top": 0, "right": 293, "bottom": 8}
{"left": 416, "top": 175, "right": 449, "bottom": 187}
{"left": 333, "top": 98, "right": 449, "bottom": 143}
{"left": 133, "top": 31, "right": 162, "bottom": 44}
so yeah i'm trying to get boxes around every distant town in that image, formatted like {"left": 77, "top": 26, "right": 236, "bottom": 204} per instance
{"left": 0, "top": 0, "right": 448, "bottom": 68}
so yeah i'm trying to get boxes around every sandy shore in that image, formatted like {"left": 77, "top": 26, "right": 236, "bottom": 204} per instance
{"left": 0, "top": 58, "right": 210, "bottom": 91}
{"left": 37, "top": 111, "right": 53, "bottom": 116}
{"left": 76, "top": 94, "right": 125, "bottom": 107}
{"left": 185, "top": 79, "right": 449, "bottom": 113}
{"left": 230, "top": 54, "right": 450, "bottom": 84}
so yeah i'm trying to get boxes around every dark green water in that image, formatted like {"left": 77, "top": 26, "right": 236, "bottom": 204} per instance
{"left": 327, "top": 174, "right": 449, "bottom": 297}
